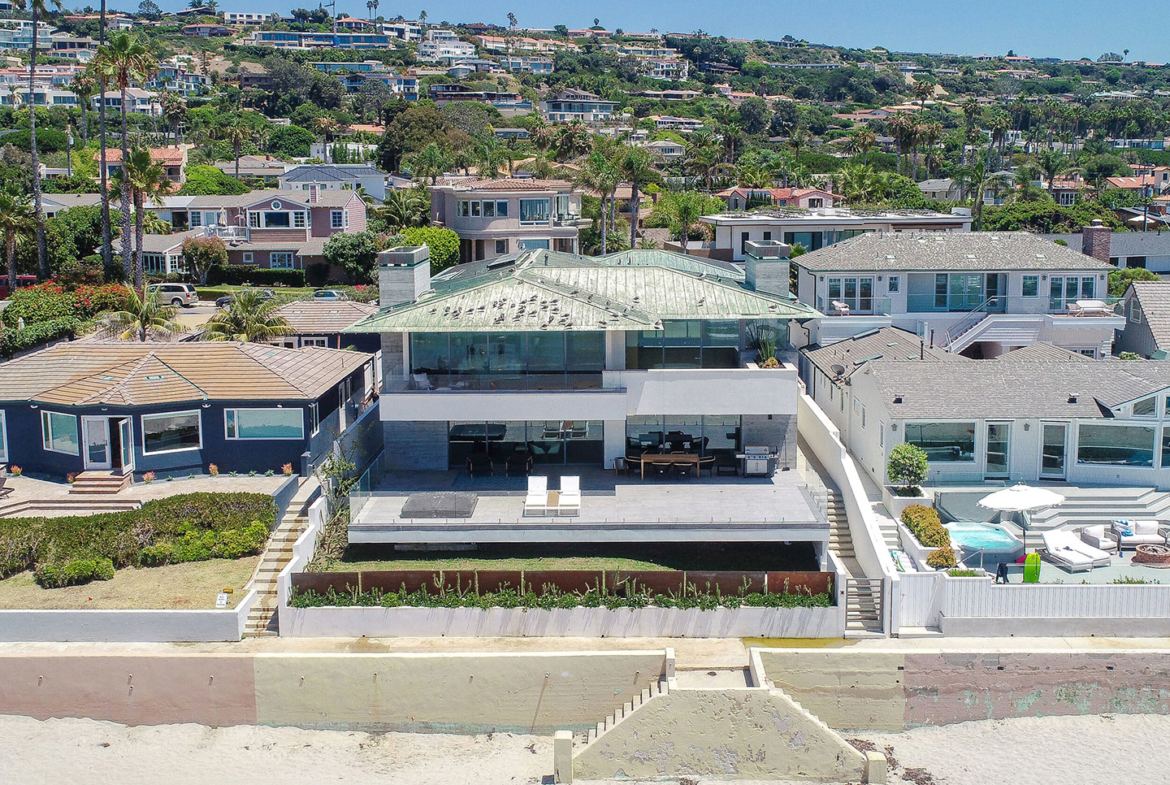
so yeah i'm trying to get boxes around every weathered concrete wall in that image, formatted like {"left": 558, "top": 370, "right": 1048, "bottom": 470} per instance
{"left": 0, "top": 650, "right": 667, "bottom": 734}
{"left": 0, "top": 654, "right": 258, "bottom": 726}
{"left": 280, "top": 605, "right": 841, "bottom": 638}
{"left": 574, "top": 687, "right": 866, "bottom": 782}
{"left": 252, "top": 650, "right": 667, "bottom": 733}
{"left": 756, "top": 648, "right": 1170, "bottom": 732}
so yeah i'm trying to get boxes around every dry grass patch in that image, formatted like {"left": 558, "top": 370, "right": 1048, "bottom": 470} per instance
{"left": 0, "top": 557, "right": 259, "bottom": 609}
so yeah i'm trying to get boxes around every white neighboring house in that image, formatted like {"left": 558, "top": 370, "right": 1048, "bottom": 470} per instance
{"left": 639, "top": 139, "right": 685, "bottom": 162}
{"left": 0, "top": 20, "right": 54, "bottom": 52}
{"left": 417, "top": 30, "right": 476, "bottom": 64}
{"left": 279, "top": 164, "right": 388, "bottom": 201}
{"left": 791, "top": 231, "right": 1124, "bottom": 358}
{"left": 804, "top": 337, "right": 1170, "bottom": 490}
{"left": 222, "top": 11, "right": 271, "bottom": 25}
{"left": 93, "top": 88, "right": 161, "bottom": 117}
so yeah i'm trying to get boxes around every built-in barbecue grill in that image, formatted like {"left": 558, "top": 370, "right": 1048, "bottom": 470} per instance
{"left": 738, "top": 445, "right": 778, "bottom": 477}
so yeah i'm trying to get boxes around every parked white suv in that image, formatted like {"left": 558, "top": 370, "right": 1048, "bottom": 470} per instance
{"left": 148, "top": 283, "right": 198, "bottom": 308}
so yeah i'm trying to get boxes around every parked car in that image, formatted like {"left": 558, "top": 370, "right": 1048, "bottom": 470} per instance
{"left": 312, "top": 289, "right": 348, "bottom": 302}
{"left": 216, "top": 289, "right": 275, "bottom": 308}
{"left": 0, "top": 274, "right": 39, "bottom": 300}
{"left": 147, "top": 283, "right": 198, "bottom": 307}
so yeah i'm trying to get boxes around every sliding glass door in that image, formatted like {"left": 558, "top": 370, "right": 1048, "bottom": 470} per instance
{"left": 984, "top": 422, "right": 1011, "bottom": 478}
{"left": 1041, "top": 423, "right": 1067, "bottom": 479}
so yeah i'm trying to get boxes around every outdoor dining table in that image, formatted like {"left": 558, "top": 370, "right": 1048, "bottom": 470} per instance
{"left": 641, "top": 452, "right": 701, "bottom": 479}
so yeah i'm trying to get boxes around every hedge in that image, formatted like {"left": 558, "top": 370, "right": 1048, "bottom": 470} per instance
{"left": 901, "top": 504, "right": 957, "bottom": 569}
{"left": 207, "top": 265, "right": 306, "bottom": 287}
{"left": 0, "top": 316, "right": 87, "bottom": 358}
{"left": 1, "top": 282, "right": 128, "bottom": 328}
{"left": 0, "top": 492, "right": 276, "bottom": 587}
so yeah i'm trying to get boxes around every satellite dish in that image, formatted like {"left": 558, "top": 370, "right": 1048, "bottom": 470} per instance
{"left": 830, "top": 363, "right": 846, "bottom": 376}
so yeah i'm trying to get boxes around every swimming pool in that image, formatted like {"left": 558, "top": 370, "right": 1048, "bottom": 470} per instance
{"left": 945, "top": 522, "right": 1024, "bottom": 563}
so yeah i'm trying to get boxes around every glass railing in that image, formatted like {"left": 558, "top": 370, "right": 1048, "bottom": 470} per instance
{"left": 348, "top": 449, "right": 386, "bottom": 519}
{"left": 389, "top": 371, "right": 605, "bottom": 392}
{"left": 906, "top": 294, "right": 1006, "bottom": 313}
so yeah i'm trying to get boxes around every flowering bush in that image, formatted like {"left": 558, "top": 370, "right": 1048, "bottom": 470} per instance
{"left": 9, "top": 466, "right": 21, "bottom": 476}
{"left": 208, "top": 463, "right": 219, "bottom": 477}
{"left": 2, "top": 282, "right": 131, "bottom": 328}
{"left": 66, "top": 472, "right": 77, "bottom": 484}
{"left": 281, "top": 463, "right": 294, "bottom": 476}
{"left": 142, "top": 471, "right": 156, "bottom": 484}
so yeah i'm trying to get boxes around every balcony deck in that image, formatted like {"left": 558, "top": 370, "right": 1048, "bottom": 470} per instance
{"left": 349, "top": 466, "right": 827, "bottom": 545}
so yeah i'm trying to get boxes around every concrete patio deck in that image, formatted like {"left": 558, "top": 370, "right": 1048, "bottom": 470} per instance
{"left": 0, "top": 474, "right": 289, "bottom": 517}
{"left": 349, "top": 466, "right": 827, "bottom": 544}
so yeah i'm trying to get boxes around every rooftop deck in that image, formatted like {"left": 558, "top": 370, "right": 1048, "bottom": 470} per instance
{"left": 349, "top": 466, "right": 826, "bottom": 544}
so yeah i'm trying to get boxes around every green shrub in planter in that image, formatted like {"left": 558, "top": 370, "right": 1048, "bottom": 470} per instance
{"left": 36, "top": 557, "right": 116, "bottom": 588}
{"left": 901, "top": 504, "right": 949, "bottom": 548}
{"left": 926, "top": 545, "right": 957, "bottom": 569}
{"left": 887, "top": 443, "right": 929, "bottom": 496}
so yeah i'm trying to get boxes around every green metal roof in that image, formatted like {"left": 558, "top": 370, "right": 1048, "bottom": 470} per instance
{"left": 349, "top": 249, "right": 818, "bottom": 333}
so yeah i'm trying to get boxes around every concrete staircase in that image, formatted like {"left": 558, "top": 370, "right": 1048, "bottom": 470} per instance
{"left": 876, "top": 513, "right": 900, "bottom": 551}
{"left": 69, "top": 471, "right": 132, "bottom": 495}
{"left": 1028, "top": 487, "right": 1170, "bottom": 532}
{"left": 583, "top": 678, "right": 670, "bottom": 747}
{"left": 825, "top": 490, "right": 883, "bottom": 635}
{"left": 827, "top": 492, "right": 854, "bottom": 561}
{"left": 242, "top": 479, "right": 319, "bottom": 638}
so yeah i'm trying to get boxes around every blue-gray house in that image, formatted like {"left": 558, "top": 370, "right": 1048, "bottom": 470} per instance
{"left": 0, "top": 342, "right": 374, "bottom": 479}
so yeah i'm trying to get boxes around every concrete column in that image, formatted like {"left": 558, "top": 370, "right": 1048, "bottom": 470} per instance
{"left": 864, "top": 751, "right": 888, "bottom": 783}
{"left": 553, "top": 730, "right": 573, "bottom": 783}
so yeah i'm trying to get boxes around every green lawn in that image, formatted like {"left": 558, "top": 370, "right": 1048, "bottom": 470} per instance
{"left": 313, "top": 542, "right": 818, "bottom": 573}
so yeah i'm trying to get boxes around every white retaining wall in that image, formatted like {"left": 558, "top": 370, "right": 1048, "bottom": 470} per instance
{"left": 279, "top": 604, "right": 842, "bottom": 639}
{"left": 276, "top": 496, "right": 328, "bottom": 623}
{"left": 0, "top": 589, "right": 257, "bottom": 643}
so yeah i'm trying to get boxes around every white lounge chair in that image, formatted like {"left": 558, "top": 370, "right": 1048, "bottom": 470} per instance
{"left": 1112, "top": 520, "right": 1165, "bottom": 548}
{"left": 523, "top": 476, "right": 548, "bottom": 516}
{"left": 1080, "top": 525, "right": 1117, "bottom": 552}
{"left": 558, "top": 475, "right": 581, "bottom": 516}
{"left": 1043, "top": 530, "right": 1110, "bottom": 571}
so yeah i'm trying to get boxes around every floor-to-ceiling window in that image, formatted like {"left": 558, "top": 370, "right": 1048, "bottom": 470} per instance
{"left": 447, "top": 420, "right": 603, "bottom": 467}
{"left": 625, "top": 415, "right": 741, "bottom": 455}
{"left": 410, "top": 332, "right": 604, "bottom": 390}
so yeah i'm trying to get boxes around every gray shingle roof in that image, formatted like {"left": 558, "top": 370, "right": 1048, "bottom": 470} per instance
{"left": 801, "top": 326, "right": 959, "bottom": 381}
{"left": 1129, "top": 281, "right": 1170, "bottom": 352}
{"left": 280, "top": 164, "right": 385, "bottom": 183}
{"left": 180, "top": 189, "right": 358, "bottom": 209}
{"left": 1044, "top": 231, "right": 1170, "bottom": 259}
{"left": 870, "top": 349, "right": 1170, "bottom": 420}
{"left": 795, "top": 231, "right": 1113, "bottom": 273}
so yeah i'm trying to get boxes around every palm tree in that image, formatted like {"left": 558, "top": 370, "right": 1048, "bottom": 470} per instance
{"left": 474, "top": 136, "right": 507, "bottom": 179}
{"left": 202, "top": 290, "right": 293, "bottom": 342}
{"left": 405, "top": 143, "right": 452, "bottom": 184}
{"left": 27, "top": 0, "right": 63, "bottom": 279}
{"left": 617, "top": 146, "right": 660, "bottom": 249}
{"left": 219, "top": 124, "right": 254, "bottom": 177}
{"left": 114, "top": 148, "right": 174, "bottom": 288}
{"left": 712, "top": 103, "right": 739, "bottom": 162}
{"left": 0, "top": 185, "right": 35, "bottom": 294}
{"left": 575, "top": 150, "right": 619, "bottom": 255}
{"left": 554, "top": 121, "right": 591, "bottom": 161}
{"left": 920, "top": 120, "right": 943, "bottom": 178}
{"left": 70, "top": 71, "right": 97, "bottom": 149}
{"left": 314, "top": 116, "right": 339, "bottom": 163}
{"left": 887, "top": 114, "right": 913, "bottom": 177}
{"left": 377, "top": 187, "right": 430, "bottom": 230}
{"left": 1035, "top": 149, "right": 1068, "bottom": 199}
{"left": 789, "top": 127, "right": 810, "bottom": 169}
{"left": 159, "top": 92, "right": 186, "bottom": 147}
{"left": 100, "top": 287, "right": 185, "bottom": 342}
{"left": 94, "top": 32, "right": 156, "bottom": 283}
{"left": 953, "top": 161, "right": 1012, "bottom": 230}
{"left": 911, "top": 79, "right": 934, "bottom": 114}
{"left": 670, "top": 191, "right": 706, "bottom": 254}
{"left": 849, "top": 126, "right": 877, "bottom": 165}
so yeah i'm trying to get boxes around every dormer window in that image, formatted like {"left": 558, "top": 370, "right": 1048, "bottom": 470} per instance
{"left": 1133, "top": 396, "right": 1157, "bottom": 418}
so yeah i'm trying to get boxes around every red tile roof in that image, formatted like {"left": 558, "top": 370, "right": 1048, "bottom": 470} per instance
{"left": 95, "top": 147, "right": 187, "bottom": 165}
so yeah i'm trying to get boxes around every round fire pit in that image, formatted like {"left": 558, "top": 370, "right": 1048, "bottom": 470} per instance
{"left": 1133, "top": 544, "right": 1170, "bottom": 565}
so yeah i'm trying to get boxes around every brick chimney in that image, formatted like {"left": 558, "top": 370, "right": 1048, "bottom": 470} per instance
{"left": 1082, "top": 219, "right": 1112, "bottom": 264}
{"left": 306, "top": 184, "right": 319, "bottom": 204}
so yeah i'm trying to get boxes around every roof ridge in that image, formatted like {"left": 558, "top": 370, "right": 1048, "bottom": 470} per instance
{"left": 237, "top": 342, "right": 316, "bottom": 397}
{"left": 146, "top": 353, "right": 210, "bottom": 401}
{"left": 515, "top": 268, "right": 660, "bottom": 326}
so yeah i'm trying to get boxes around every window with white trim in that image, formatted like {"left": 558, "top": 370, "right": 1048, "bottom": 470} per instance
{"left": 270, "top": 252, "right": 294, "bottom": 269}
{"left": 190, "top": 211, "right": 202, "bottom": 227}
{"left": 293, "top": 211, "right": 306, "bottom": 228}
{"left": 301, "top": 337, "right": 328, "bottom": 347}
{"left": 878, "top": 421, "right": 885, "bottom": 448}
{"left": 225, "top": 408, "right": 304, "bottom": 440}
{"left": 249, "top": 212, "right": 260, "bottom": 228}
{"left": 142, "top": 253, "right": 167, "bottom": 274}
{"left": 141, "top": 410, "right": 201, "bottom": 454}
{"left": 1133, "top": 396, "right": 1157, "bottom": 418}
{"left": 41, "top": 410, "right": 79, "bottom": 455}
{"left": 331, "top": 210, "right": 345, "bottom": 229}
{"left": 0, "top": 410, "right": 8, "bottom": 462}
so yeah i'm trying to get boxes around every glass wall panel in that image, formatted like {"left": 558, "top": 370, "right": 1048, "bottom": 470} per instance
{"left": 1077, "top": 424, "right": 1156, "bottom": 467}
{"left": 1041, "top": 423, "right": 1066, "bottom": 477}
{"left": 904, "top": 422, "right": 976, "bottom": 462}
{"left": 411, "top": 332, "right": 604, "bottom": 390}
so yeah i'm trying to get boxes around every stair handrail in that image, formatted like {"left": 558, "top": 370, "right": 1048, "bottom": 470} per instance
{"left": 942, "top": 296, "right": 1002, "bottom": 351}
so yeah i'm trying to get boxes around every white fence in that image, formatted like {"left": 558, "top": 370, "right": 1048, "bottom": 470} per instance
{"left": 0, "top": 589, "right": 256, "bottom": 642}
{"left": 897, "top": 572, "right": 1170, "bottom": 636}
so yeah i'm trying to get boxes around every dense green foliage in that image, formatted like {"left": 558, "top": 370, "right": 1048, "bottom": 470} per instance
{"left": 0, "top": 493, "right": 277, "bottom": 587}
{"left": 207, "top": 265, "right": 307, "bottom": 287}
{"left": 323, "top": 231, "right": 384, "bottom": 284}
{"left": 1, "top": 282, "right": 128, "bottom": 328}
{"left": 178, "top": 165, "right": 251, "bottom": 196}
{"left": 1109, "top": 267, "right": 1161, "bottom": 296}
{"left": 0, "top": 316, "right": 86, "bottom": 358}
{"left": 887, "top": 444, "right": 929, "bottom": 494}
{"left": 400, "top": 226, "right": 460, "bottom": 273}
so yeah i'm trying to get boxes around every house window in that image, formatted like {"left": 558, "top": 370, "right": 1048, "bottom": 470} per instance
{"left": 519, "top": 198, "right": 550, "bottom": 224}
{"left": 249, "top": 212, "right": 260, "bottom": 228}
{"left": 242, "top": 252, "right": 253, "bottom": 264}
{"left": 0, "top": 410, "right": 7, "bottom": 462}
{"left": 293, "top": 212, "right": 306, "bottom": 228}
{"left": 141, "top": 410, "right": 201, "bottom": 454}
{"left": 301, "top": 337, "right": 328, "bottom": 347}
{"left": 1133, "top": 396, "right": 1157, "bottom": 417}
{"left": 263, "top": 211, "right": 291, "bottom": 228}
{"left": 458, "top": 200, "right": 470, "bottom": 217}
{"left": 470, "top": 201, "right": 481, "bottom": 217}
{"left": 495, "top": 239, "right": 508, "bottom": 254}
{"left": 1130, "top": 301, "right": 1143, "bottom": 323}
{"left": 826, "top": 276, "right": 874, "bottom": 313}
{"left": 142, "top": 253, "right": 166, "bottom": 274}
{"left": 1126, "top": 256, "right": 1148, "bottom": 269}
{"left": 904, "top": 422, "right": 976, "bottom": 463}
{"left": 887, "top": 276, "right": 899, "bottom": 293}
{"left": 1022, "top": 275, "right": 1039, "bottom": 298}
{"left": 270, "top": 252, "right": 294, "bottom": 269}
{"left": 808, "top": 198, "right": 823, "bottom": 208}
{"left": 190, "top": 211, "right": 202, "bottom": 227}
{"left": 740, "top": 232, "right": 749, "bottom": 255}
{"left": 310, "top": 402, "right": 320, "bottom": 436}
{"left": 482, "top": 201, "right": 495, "bottom": 217}
{"left": 879, "top": 421, "right": 885, "bottom": 449}
{"left": 1163, "top": 429, "right": 1170, "bottom": 469}
{"left": 496, "top": 201, "right": 508, "bottom": 216}
{"left": 41, "top": 411, "right": 79, "bottom": 455}
{"left": 1081, "top": 277, "right": 1095, "bottom": 299}
{"left": 1077, "top": 423, "right": 1156, "bottom": 467}
{"left": 331, "top": 210, "right": 345, "bottom": 229}
{"left": 225, "top": 408, "right": 304, "bottom": 440}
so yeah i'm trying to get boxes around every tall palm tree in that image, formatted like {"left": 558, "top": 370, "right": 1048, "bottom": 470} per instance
{"left": 202, "top": 290, "right": 293, "bottom": 342}
{"left": 554, "top": 121, "right": 591, "bottom": 161}
{"left": 113, "top": 148, "right": 174, "bottom": 288}
{"left": 70, "top": 71, "right": 97, "bottom": 149}
{"left": 920, "top": 120, "right": 943, "bottom": 178}
{"left": 887, "top": 114, "right": 913, "bottom": 177}
{"left": 670, "top": 191, "right": 706, "bottom": 254}
{"left": 617, "top": 146, "right": 660, "bottom": 249}
{"left": 94, "top": 32, "right": 156, "bottom": 283}
{"left": 27, "top": 0, "right": 63, "bottom": 279}
{"left": 159, "top": 92, "right": 186, "bottom": 147}
{"left": 575, "top": 150, "right": 619, "bottom": 255}
{"left": 0, "top": 184, "right": 35, "bottom": 294}
{"left": 97, "top": 0, "right": 112, "bottom": 272}
{"left": 911, "top": 79, "right": 934, "bottom": 114}
{"left": 313, "top": 116, "right": 339, "bottom": 163}
{"left": 404, "top": 143, "right": 452, "bottom": 185}
{"left": 849, "top": 126, "right": 877, "bottom": 165}
{"left": 99, "top": 287, "right": 185, "bottom": 342}
{"left": 376, "top": 187, "right": 430, "bottom": 230}
{"left": 953, "top": 161, "right": 1012, "bottom": 231}
{"left": 219, "top": 124, "right": 254, "bottom": 177}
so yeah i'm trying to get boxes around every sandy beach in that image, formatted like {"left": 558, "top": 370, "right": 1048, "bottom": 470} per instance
{"left": 4, "top": 712, "right": 1170, "bottom": 784}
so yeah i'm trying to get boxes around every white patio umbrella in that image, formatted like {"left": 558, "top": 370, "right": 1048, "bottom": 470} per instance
{"left": 978, "top": 483, "right": 1066, "bottom": 536}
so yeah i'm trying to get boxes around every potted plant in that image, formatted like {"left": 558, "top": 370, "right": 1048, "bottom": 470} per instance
{"left": 883, "top": 443, "right": 929, "bottom": 519}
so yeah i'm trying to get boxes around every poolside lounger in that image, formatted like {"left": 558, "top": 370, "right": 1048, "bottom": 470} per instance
{"left": 1080, "top": 525, "right": 1117, "bottom": 552}
{"left": 523, "top": 476, "right": 548, "bottom": 516}
{"left": 1051, "top": 530, "right": 1111, "bottom": 567}
{"left": 558, "top": 476, "right": 581, "bottom": 516}
{"left": 1041, "top": 531, "right": 1099, "bottom": 572}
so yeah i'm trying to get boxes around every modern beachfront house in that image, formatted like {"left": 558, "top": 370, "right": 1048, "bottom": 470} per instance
{"left": 804, "top": 338, "right": 1170, "bottom": 489}
{"left": 0, "top": 343, "right": 373, "bottom": 479}
{"left": 342, "top": 242, "right": 834, "bottom": 569}
{"left": 791, "top": 231, "right": 1125, "bottom": 357}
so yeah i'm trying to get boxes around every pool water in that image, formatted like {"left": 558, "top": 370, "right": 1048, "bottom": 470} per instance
{"left": 945, "top": 522, "right": 1022, "bottom": 553}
